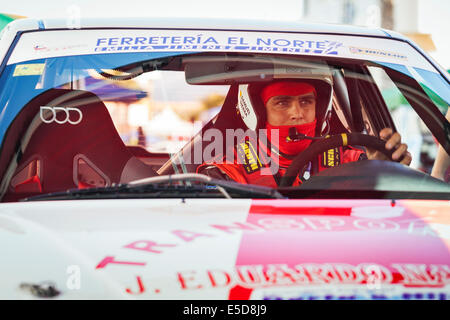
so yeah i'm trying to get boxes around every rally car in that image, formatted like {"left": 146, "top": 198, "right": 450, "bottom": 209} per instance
{"left": 0, "top": 17, "right": 449, "bottom": 300}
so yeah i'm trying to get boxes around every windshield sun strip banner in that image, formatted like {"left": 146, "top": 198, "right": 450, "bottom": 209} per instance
{"left": 7, "top": 29, "right": 437, "bottom": 73}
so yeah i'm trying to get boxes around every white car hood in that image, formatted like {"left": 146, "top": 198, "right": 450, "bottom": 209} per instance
{"left": 0, "top": 198, "right": 449, "bottom": 300}
{"left": 0, "top": 199, "right": 252, "bottom": 299}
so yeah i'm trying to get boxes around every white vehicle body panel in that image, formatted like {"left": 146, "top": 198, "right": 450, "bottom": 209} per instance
{"left": 1, "top": 198, "right": 449, "bottom": 299}
{"left": 0, "top": 199, "right": 252, "bottom": 299}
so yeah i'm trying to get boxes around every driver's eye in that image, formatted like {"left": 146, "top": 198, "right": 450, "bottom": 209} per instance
{"left": 276, "top": 100, "right": 289, "bottom": 107}
{"left": 300, "top": 98, "right": 314, "bottom": 105}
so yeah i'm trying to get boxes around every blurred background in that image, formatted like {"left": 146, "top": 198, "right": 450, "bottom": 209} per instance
{"left": 1, "top": 0, "right": 448, "bottom": 172}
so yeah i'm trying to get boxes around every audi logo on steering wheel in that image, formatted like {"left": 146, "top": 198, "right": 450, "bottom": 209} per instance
{"left": 40, "top": 106, "right": 83, "bottom": 125}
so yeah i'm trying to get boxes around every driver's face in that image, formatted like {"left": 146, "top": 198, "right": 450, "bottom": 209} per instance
{"left": 265, "top": 92, "right": 316, "bottom": 126}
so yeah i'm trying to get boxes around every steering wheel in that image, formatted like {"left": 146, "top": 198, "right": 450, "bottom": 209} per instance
{"left": 279, "top": 133, "right": 397, "bottom": 187}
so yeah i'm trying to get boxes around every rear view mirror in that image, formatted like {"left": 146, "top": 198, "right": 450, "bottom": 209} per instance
{"left": 183, "top": 55, "right": 333, "bottom": 85}
{"left": 184, "top": 56, "right": 274, "bottom": 85}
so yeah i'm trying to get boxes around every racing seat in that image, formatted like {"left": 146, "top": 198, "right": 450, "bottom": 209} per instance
{"left": 1, "top": 89, "right": 157, "bottom": 201}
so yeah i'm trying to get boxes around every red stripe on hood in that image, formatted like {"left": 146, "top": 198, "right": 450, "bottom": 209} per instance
{"left": 228, "top": 199, "right": 450, "bottom": 300}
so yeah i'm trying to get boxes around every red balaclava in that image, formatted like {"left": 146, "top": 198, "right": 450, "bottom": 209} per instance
{"left": 261, "top": 81, "right": 317, "bottom": 157}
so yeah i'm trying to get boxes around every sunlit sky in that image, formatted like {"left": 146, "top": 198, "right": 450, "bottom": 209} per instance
{"left": 2, "top": 0, "right": 303, "bottom": 20}
{"left": 2, "top": 0, "right": 449, "bottom": 68}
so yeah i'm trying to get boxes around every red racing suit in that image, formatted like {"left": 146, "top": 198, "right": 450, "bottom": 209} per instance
{"left": 197, "top": 136, "right": 366, "bottom": 187}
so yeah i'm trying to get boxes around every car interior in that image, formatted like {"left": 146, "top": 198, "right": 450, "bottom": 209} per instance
{"left": 0, "top": 52, "right": 449, "bottom": 201}
{"left": 0, "top": 89, "right": 158, "bottom": 202}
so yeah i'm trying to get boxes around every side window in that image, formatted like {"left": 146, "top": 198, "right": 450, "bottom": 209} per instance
{"left": 367, "top": 66, "right": 437, "bottom": 172}
{"left": 360, "top": 101, "right": 376, "bottom": 136}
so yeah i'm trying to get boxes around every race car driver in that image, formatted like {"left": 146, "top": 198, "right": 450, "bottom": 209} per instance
{"left": 197, "top": 80, "right": 412, "bottom": 187}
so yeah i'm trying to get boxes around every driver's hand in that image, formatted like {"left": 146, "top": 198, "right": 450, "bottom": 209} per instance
{"left": 366, "top": 128, "right": 412, "bottom": 165}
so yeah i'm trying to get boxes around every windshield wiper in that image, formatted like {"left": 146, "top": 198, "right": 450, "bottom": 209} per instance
{"left": 22, "top": 174, "right": 284, "bottom": 201}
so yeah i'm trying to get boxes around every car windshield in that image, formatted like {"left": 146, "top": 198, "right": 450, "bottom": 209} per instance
{"left": 0, "top": 30, "right": 449, "bottom": 202}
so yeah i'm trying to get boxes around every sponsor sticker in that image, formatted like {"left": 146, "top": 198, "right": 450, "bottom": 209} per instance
{"left": 322, "top": 147, "right": 341, "bottom": 168}
{"left": 349, "top": 46, "right": 408, "bottom": 60}
{"left": 93, "top": 35, "right": 343, "bottom": 55}
{"left": 238, "top": 85, "right": 258, "bottom": 131}
{"left": 257, "top": 284, "right": 450, "bottom": 300}
{"left": 237, "top": 140, "right": 262, "bottom": 174}
{"left": 13, "top": 63, "right": 45, "bottom": 76}
{"left": 120, "top": 263, "right": 450, "bottom": 299}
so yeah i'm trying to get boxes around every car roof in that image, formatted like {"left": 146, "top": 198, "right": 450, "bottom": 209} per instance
{"left": 0, "top": 17, "right": 447, "bottom": 81}
{"left": 46, "top": 17, "right": 391, "bottom": 35}
{"left": 2, "top": 17, "right": 400, "bottom": 38}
